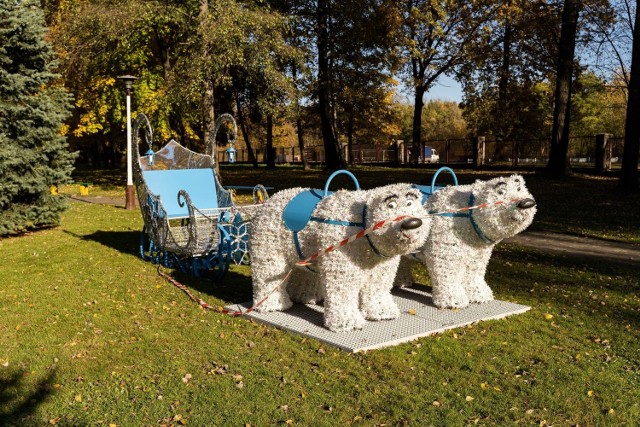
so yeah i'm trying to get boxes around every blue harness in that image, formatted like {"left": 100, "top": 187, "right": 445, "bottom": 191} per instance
{"left": 429, "top": 193, "right": 495, "bottom": 244}
{"left": 415, "top": 167, "right": 493, "bottom": 244}
{"left": 281, "top": 170, "right": 389, "bottom": 266}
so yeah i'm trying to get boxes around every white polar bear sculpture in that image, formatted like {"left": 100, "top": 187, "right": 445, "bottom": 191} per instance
{"left": 251, "top": 183, "right": 431, "bottom": 332}
{"left": 395, "top": 174, "right": 536, "bottom": 309}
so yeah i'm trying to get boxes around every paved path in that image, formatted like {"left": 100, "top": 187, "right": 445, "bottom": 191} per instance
{"left": 70, "top": 195, "right": 126, "bottom": 208}
{"left": 70, "top": 195, "right": 640, "bottom": 266}
{"left": 505, "top": 231, "right": 639, "bottom": 266}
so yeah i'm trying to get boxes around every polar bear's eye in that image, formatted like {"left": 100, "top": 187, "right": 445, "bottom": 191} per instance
{"left": 495, "top": 182, "right": 507, "bottom": 196}
{"left": 384, "top": 195, "right": 399, "bottom": 209}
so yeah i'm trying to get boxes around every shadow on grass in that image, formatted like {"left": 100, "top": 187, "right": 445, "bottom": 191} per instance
{"left": 68, "top": 229, "right": 254, "bottom": 303}
{"left": 0, "top": 368, "right": 56, "bottom": 427}
{"left": 64, "top": 230, "right": 141, "bottom": 258}
{"left": 171, "top": 268, "right": 254, "bottom": 305}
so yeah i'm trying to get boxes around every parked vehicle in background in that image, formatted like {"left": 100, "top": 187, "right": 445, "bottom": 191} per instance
{"left": 424, "top": 146, "right": 439, "bottom": 163}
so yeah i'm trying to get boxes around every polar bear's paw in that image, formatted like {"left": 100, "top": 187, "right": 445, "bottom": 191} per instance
{"left": 360, "top": 296, "right": 400, "bottom": 321}
{"left": 431, "top": 290, "right": 470, "bottom": 310}
{"left": 253, "top": 292, "right": 293, "bottom": 313}
{"left": 465, "top": 282, "right": 494, "bottom": 304}
{"left": 325, "top": 310, "right": 366, "bottom": 332}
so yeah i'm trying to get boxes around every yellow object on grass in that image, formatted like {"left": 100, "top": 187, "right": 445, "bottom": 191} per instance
{"left": 79, "top": 183, "right": 90, "bottom": 196}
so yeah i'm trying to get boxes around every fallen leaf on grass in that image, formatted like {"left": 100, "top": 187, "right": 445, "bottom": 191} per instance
{"left": 172, "top": 414, "right": 183, "bottom": 422}
{"left": 587, "top": 390, "right": 595, "bottom": 397}
{"left": 465, "top": 395, "right": 474, "bottom": 401}
{"left": 543, "top": 313, "right": 554, "bottom": 320}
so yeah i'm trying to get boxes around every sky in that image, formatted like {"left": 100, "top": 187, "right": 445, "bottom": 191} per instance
{"left": 423, "top": 74, "right": 464, "bottom": 103}
{"left": 398, "top": 73, "right": 464, "bottom": 104}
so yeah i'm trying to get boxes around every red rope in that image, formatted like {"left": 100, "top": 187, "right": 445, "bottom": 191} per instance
{"left": 157, "top": 265, "right": 291, "bottom": 316}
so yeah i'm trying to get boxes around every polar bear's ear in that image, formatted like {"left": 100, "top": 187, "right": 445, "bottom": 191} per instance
{"left": 472, "top": 179, "right": 485, "bottom": 190}
{"left": 365, "top": 186, "right": 389, "bottom": 212}
{"left": 509, "top": 175, "right": 524, "bottom": 191}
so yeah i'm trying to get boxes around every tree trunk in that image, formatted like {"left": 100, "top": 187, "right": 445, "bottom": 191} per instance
{"left": 296, "top": 114, "right": 309, "bottom": 170}
{"left": 291, "top": 64, "right": 310, "bottom": 170}
{"left": 495, "top": 7, "right": 512, "bottom": 160}
{"left": 619, "top": 4, "right": 640, "bottom": 191}
{"left": 266, "top": 113, "right": 275, "bottom": 168}
{"left": 235, "top": 95, "right": 258, "bottom": 167}
{"left": 346, "top": 114, "right": 354, "bottom": 166}
{"left": 411, "top": 84, "right": 426, "bottom": 163}
{"left": 316, "top": 0, "right": 344, "bottom": 171}
{"left": 547, "top": 0, "right": 581, "bottom": 175}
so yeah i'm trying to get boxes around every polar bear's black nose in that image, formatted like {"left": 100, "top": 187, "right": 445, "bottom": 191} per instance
{"left": 517, "top": 198, "right": 536, "bottom": 209}
{"left": 400, "top": 217, "right": 422, "bottom": 230}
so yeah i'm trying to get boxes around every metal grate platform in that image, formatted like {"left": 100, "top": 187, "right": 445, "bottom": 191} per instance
{"left": 226, "top": 286, "right": 530, "bottom": 352}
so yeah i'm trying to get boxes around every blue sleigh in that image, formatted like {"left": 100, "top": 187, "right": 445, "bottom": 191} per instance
{"left": 132, "top": 114, "right": 269, "bottom": 278}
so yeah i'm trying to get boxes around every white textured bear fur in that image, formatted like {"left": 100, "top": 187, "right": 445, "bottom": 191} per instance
{"left": 395, "top": 175, "right": 536, "bottom": 309}
{"left": 251, "top": 183, "right": 431, "bottom": 332}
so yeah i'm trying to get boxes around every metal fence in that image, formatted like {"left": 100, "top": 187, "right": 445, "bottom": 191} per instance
{"left": 217, "top": 134, "right": 626, "bottom": 171}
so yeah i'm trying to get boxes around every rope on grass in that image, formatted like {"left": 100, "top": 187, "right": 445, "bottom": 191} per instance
{"left": 157, "top": 197, "right": 524, "bottom": 316}
{"left": 157, "top": 265, "right": 292, "bottom": 316}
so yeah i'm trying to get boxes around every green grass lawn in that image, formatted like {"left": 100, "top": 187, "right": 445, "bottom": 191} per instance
{"left": 1, "top": 165, "right": 638, "bottom": 426}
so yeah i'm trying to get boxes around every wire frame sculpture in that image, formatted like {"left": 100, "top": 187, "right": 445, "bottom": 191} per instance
{"left": 132, "top": 113, "right": 264, "bottom": 278}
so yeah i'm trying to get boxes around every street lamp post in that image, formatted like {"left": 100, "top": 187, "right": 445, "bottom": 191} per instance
{"left": 117, "top": 75, "right": 138, "bottom": 210}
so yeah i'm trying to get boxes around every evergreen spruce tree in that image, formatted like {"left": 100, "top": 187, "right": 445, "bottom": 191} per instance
{"left": 0, "top": 0, "right": 75, "bottom": 235}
